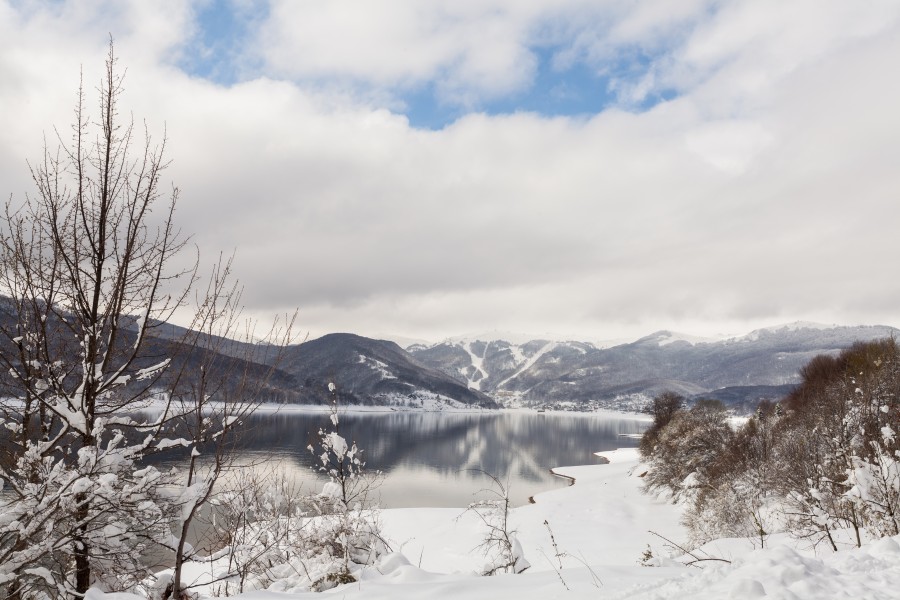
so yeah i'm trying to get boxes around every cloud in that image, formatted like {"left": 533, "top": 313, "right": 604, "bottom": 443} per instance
{"left": 684, "top": 119, "right": 774, "bottom": 174}
{"left": 251, "top": 0, "right": 545, "bottom": 105}
{"left": 1, "top": 0, "right": 900, "bottom": 343}
{"left": 245, "top": 1, "right": 722, "bottom": 108}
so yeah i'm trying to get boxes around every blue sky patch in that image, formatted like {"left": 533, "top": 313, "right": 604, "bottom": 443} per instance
{"left": 400, "top": 46, "right": 671, "bottom": 129}
{"left": 178, "top": 0, "right": 269, "bottom": 85}
{"left": 179, "top": 4, "right": 671, "bottom": 129}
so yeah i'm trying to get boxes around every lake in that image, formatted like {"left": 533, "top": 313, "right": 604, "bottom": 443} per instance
{"left": 205, "top": 409, "right": 649, "bottom": 508}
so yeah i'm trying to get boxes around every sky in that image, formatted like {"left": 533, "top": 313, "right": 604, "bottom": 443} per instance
{"left": 1, "top": 0, "right": 899, "bottom": 345}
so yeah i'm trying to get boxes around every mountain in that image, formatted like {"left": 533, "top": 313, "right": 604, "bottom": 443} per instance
{"left": 133, "top": 320, "right": 498, "bottom": 407}
{"left": 5, "top": 297, "right": 896, "bottom": 413}
{"left": 0, "top": 298, "right": 497, "bottom": 409}
{"left": 409, "top": 323, "right": 900, "bottom": 411}
{"left": 275, "top": 333, "right": 498, "bottom": 408}
{"left": 143, "top": 322, "right": 899, "bottom": 411}
{"left": 0, "top": 304, "right": 305, "bottom": 405}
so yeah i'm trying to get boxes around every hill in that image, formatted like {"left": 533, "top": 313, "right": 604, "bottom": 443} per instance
{"left": 409, "top": 323, "right": 900, "bottom": 410}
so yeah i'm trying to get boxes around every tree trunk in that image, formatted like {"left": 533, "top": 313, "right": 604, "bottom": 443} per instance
{"left": 74, "top": 493, "right": 91, "bottom": 594}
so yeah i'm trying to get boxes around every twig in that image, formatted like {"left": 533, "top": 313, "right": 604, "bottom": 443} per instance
{"left": 540, "top": 550, "right": 569, "bottom": 591}
{"left": 647, "top": 530, "right": 731, "bottom": 567}
{"left": 543, "top": 520, "right": 564, "bottom": 569}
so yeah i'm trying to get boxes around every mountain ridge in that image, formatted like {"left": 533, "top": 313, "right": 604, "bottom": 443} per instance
{"left": 6, "top": 299, "right": 891, "bottom": 412}
{"left": 408, "top": 322, "right": 900, "bottom": 411}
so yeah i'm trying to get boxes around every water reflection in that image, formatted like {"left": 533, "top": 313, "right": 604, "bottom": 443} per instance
{"left": 152, "top": 411, "right": 648, "bottom": 508}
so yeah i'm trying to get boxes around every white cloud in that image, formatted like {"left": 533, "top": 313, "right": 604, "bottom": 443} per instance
{"left": 661, "top": 0, "right": 900, "bottom": 111}
{"left": 1, "top": 0, "right": 899, "bottom": 343}
{"left": 684, "top": 120, "right": 774, "bottom": 174}
{"left": 253, "top": 0, "right": 545, "bottom": 104}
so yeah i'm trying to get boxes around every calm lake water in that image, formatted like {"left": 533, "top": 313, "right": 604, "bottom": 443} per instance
{"left": 206, "top": 410, "right": 648, "bottom": 508}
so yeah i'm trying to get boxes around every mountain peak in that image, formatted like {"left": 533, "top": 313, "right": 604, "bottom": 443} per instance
{"left": 634, "top": 330, "right": 719, "bottom": 347}
{"left": 735, "top": 321, "right": 842, "bottom": 342}
{"left": 442, "top": 330, "right": 562, "bottom": 346}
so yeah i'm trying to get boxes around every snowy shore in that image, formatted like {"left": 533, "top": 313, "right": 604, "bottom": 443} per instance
{"left": 241, "top": 403, "right": 651, "bottom": 419}
{"left": 124, "top": 398, "right": 653, "bottom": 420}
{"left": 93, "top": 447, "right": 900, "bottom": 599}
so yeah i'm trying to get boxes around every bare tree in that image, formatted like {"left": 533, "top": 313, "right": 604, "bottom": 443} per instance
{"left": 160, "top": 257, "right": 294, "bottom": 600}
{"left": 0, "top": 41, "right": 292, "bottom": 597}
{"left": 0, "top": 40, "right": 189, "bottom": 596}
{"left": 462, "top": 471, "right": 530, "bottom": 576}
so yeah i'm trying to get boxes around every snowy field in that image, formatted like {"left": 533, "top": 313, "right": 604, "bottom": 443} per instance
{"left": 91, "top": 448, "right": 900, "bottom": 600}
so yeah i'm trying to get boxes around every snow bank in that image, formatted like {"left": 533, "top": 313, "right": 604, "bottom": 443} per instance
{"left": 614, "top": 535, "right": 900, "bottom": 599}
{"left": 88, "top": 447, "right": 900, "bottom": 600}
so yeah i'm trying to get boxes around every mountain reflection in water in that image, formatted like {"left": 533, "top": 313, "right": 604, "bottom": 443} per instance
{"left": 162, "top": 410, "right": 648, "bottom": 508}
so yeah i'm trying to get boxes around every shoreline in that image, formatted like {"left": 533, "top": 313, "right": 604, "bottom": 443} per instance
{"left": 119, "top": 398, "right": 652, "bottom": 419}
{"left": 2, "top": 395, "right": 651, "bottom": 420}
{"left": 529, "top": 451, "right": 615, "bottom": 503}
{"left": 241, "top": 403, "right": 652, "bottom": 420}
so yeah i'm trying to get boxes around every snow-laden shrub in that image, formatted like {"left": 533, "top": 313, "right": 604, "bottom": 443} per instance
{"left": 844, "top": 442, "right": 900, "bottom": 538}
{"left": 643, "top": 399, "right": 733, "bottom": 503}
{"left": 463, "top": 472, "right": 530, "bottom": 576}
{"left": 683, "top": 476, "right": 777, "bottom": 548}
{"left": 772, "top": 340, "right": 900, "bottom": 548}
{"left": 299, "top": 383, "right": 387, "bottom": 590}
{"left": 0, "top": 428, "right": 175, "bottom": 599}
{"left": 291, "top": 506, "right": 388, "bottom": 591}
{"left": 147, "top": 384, "right": 387, "bottom": 597}
{"left": 201, "top": 469, "right": 308, "bottom": 596}
{"left": 683, "top": 407, "right": 782, "bottom": 548}
{"left": 639, "top": 392, "right": 685, "bottom": 458}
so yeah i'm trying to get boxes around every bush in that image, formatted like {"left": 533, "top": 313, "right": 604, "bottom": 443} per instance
{"left": 644, "top": 398, "right": 732, "bottom": 501}
{"left": 644, "top": 339, "right": 900, "bottom": 551}
{"left": 639, "top": 392, "right": 685, "bottom": 458}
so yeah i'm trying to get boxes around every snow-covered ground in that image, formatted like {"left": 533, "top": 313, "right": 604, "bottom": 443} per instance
{"left": 94, "top": 448, "right": 900, "bottom": 599}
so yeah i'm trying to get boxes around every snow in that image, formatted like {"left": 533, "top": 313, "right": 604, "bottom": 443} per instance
{"left": 369, "top": 390, "right": 479, "bottom": 411}
{"left": 734, "top": 321, "right": 837, "bottom": 342}
{"left": 135, "top": 358, "right": 171, "bottom": 380}
{"left": 324, "top": 432, "right": 348, "bottom": 458}
{"left": 414, "top": 322, "right": 900, "bottom": 353}
{"left": 508, "top": 343, "right": 527, "bottom": 367}
{"left": 439, "top": 330, "right": 656, "bottom": 353}
{"left": 85, "top": 446, "right": 900, "bottom": 600}
{"left": 221, "top": 401, "right": 492, "bottom": 415}
{"left": 321, "top": 481, "right": 342, "bottom": 499}
{"left": 654, "top": 331, "right": 720, "bottom": 347}
{"left": 496, "top": 341, "right": 557, "bottom": 388}
{"left": 177, "top": 481, "right": 209, "bottom": 525}
{"left": 84, "top": 590, "right": 143, "bottom": 600}
{"left": 617, "top": 537, "right": 900, "bottom": 599}
{"left": 155, "top": 437, "right": 191, "bottom": 450}
{"left": 133, "top": 306, "right": 149, "bottom": 349}
{"left": 445, "top": 330, "right": 568, "bottom": 346}
{"left": 462, "top": 341, "right": 488, "bottom": 390}
{"left": 53, "top": 397, "right": 87, "bottom": 434}
{"left": 358, "top": 354, "right": 398, "bottom": 380}
{"left": 22, "top": 567, "right": 54, "bottom": 586}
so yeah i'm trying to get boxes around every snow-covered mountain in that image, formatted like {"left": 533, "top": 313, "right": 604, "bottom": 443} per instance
{"left": 409, "top": 323, "right": 900, "bottom": 411}
{"left": 277, "top": 333, "right": 498, "bottom": 408}
{"left": 103, "top": 318, "right": 900, "bottom": 411}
